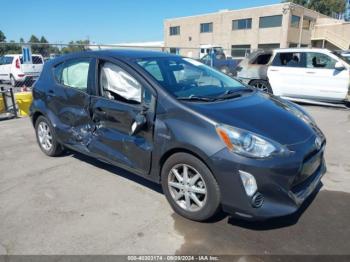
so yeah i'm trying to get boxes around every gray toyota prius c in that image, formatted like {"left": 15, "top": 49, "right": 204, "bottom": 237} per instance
{"left": 30, "top": 50, "right": 326, "bottom": 222}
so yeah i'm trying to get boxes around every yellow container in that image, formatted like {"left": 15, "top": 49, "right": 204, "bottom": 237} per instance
{"left": 15, "top": 92, "right": 33, "bottom": 116}
{"left": 0, "top": 96, "right": 4, "bottom": 113}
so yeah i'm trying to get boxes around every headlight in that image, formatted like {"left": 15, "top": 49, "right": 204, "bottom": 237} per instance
{"left": 216, "top": 124, "right": 290, "bottom": 158}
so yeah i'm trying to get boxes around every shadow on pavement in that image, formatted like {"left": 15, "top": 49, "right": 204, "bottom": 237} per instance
{"left": 67, "top": 150, "right": 163, "bottom": 194}
{"left": 173, "top": 189, "right": 350, "bottom": 255}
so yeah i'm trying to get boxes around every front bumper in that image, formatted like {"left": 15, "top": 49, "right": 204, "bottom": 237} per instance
{"left": 209, "top": 136, "right": 326, "bottom": 221}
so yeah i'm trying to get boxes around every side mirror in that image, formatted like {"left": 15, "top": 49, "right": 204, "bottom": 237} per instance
{"left": 130, "top": 113, "right": 147, "bottom": 136}
{"left": 335, "top": 61, "right": 345, "bottom": 71}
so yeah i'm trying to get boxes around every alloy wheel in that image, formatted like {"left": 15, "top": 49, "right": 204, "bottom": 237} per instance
{"left": 37, "top": 121, "right": 53, "bottom": 151}
{"left": 168, "top": 164, "right": 207, "bottom": 212}
{"left": 253, "top": 82, "right": 269, "bottom": 93}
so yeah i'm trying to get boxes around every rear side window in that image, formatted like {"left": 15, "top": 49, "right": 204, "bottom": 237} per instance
{"left": 251, "top": 53, "right": 272, "bottom": 65}
{"left": 54, "top": 58, "right": 91, "bottom": 92}
{"left": 272, "top": 52, "right": 306, "bottom": 68}
{"left": 32, "top": 56, "right": 43, "bottom": 64}
{"left": 19, "top": 56, "right": 42, "bottom": 64}
{"left": 306, "top": 53, "right": 337, "bottom": 69}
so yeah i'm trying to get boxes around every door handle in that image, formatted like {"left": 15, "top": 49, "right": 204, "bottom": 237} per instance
{"left": 306, "top": 71, "right": 316, "bottom": 74}
{"left": 270, "top": 69, "right": 279, "bottom": 72}
{"left": 96, "top": 107, "right": 106, "bottom": 115}
{"left": 47, "top": 89, "right": 56, "bottom": 97}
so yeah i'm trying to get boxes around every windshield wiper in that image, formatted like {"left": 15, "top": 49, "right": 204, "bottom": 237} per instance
{"left": 177, "top": 95, "right": 216, "bottom": 102}
{"left": 216, "top": 88, "right": 253, "bottom": 100}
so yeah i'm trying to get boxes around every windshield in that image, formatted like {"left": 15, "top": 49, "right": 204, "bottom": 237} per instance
{"left": 135, "top": 56, "right": 247, "bottom": 99}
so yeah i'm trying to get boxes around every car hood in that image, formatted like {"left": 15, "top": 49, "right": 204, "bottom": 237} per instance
{"left": 187, "top": 92, "right": 316, "bottom": 145}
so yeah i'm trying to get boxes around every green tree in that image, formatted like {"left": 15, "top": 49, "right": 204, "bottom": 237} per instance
{"left": 28, "top": 35, "right": 40, "bottom": 54}
{"left": 0, "top": 30, "right": 6, "bottom": 55}
{"left": 283, "top": 0, "right": 346, "bottom": 16}
{"left": 39, "top": 36, "right": 50, "bottom": 56}
{"left": 61, "top": 40, "right": 90, "bottom": 54}
{"left": 0, "top": 30, "right": 6, "bottom": 42}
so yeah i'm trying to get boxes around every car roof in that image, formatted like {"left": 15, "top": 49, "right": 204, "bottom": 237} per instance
{"left": 273, "top": 48, "right": 332, "bottom": 53}
{"left": 46, "top": 49, "right": 180, "bottom": 66}
{"left": 61, "top": 49, "right": 177, "bottom": 60}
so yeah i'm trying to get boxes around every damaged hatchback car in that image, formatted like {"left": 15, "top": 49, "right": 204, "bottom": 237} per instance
{"left": 30, "top": 50, "right": 326, "bottom": 221}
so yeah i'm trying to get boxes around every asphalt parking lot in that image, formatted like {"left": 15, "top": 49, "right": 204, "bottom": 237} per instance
{"left": 0, "top": 105, "right": 349, "bottom": 255}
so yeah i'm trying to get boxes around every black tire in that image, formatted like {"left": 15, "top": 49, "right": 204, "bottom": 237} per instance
{"left": 161, "top": 153, "right": 221, "bottom": 221}
{"left": 249, "top": 79, "right": 273, "bottom": 94}
{"left": 35, "top": 115, "right": 63, "bottom": 157}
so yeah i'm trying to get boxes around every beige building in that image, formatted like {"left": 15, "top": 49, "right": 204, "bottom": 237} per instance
{"left": 164, "top": 2, "right": 350, "bottom": 58}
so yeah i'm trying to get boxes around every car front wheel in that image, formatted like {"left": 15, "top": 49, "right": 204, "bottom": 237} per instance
{"left": 35, "top": 116, "right": 63, "bottom": 156}
{"left": 161, "top": 153, "right": 221, "bottom": 221}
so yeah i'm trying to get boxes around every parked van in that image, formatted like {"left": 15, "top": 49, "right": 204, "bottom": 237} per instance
{"left": 0, "top": 54, "right": 44, "bottom": 87}
{"left": 236, "top": 48, "right": 350, "bottom": 104}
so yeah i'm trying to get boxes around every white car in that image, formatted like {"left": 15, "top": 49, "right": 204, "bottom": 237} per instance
{"left": 0, "top": 54, "right": 44, "bottom": 87}
{"left": 236, "top": 48, "right": 350, "bottom": 104}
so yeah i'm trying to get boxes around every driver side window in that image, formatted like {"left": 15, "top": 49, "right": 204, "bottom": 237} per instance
{"left": 307, "top": 53, "right": 337, "bottom": 69}
{"left": 99, "top": 62, "right": 142, "bottom": 105}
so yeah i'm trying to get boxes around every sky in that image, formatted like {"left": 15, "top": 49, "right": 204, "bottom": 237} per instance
{"left": 1, "top": 0, "right": 280, "bottom": 44}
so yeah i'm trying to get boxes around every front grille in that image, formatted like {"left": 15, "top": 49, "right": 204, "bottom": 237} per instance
{"left": 292, "top": 145, "right": 324, "bottom": 188}
{"left": 291, "top": 163, "right": 322, "bottom": 194}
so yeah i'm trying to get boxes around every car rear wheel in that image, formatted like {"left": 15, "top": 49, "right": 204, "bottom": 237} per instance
{"left": 250, "top": 79, "right": 273, "bottom": 94}
{"left": 35, "top": 116, "right": 63, "bottom": 157}
{"left": 161, "top": 153, "right": 221, "bottom": 221}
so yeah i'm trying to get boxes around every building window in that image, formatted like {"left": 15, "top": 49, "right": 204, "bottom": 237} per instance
{"left": 200, "top": 22, "right": 213, "bottom": 33}
{"left": 291, "top": 15, "right": 300, "bottom": 28}
{"left": 258, "top": 43, "right": 280, "bottom": 50}
{"left": 302, "top": 18, "right": 312, "bottom": 30}
{"left": 232, "top": 18, "right": 252, "bottom": 30}
{"left": 259, "top": 15, "right": 283, "bottom": 28}
{"left": 169, "top": 26, "right": 180, "bottom": 36}
{"left": 289, "top": 43, "right": 298, "bottom": 48}
{"left": 231, "top": 45, "right": 251, "bottom": 58}
{"left": 169, "top": 48, "right": 180, "bottom": 55}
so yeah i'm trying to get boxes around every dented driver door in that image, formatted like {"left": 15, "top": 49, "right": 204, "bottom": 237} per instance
{"left": 87, "top": 58, "right": 156, "bottom": 176}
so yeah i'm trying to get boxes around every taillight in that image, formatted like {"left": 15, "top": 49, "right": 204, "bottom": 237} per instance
{"left": 15, "top": 59, "right": 20, "bottom": 69}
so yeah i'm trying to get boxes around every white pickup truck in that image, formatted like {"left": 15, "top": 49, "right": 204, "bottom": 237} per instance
{"left": 0, "top": 54, "right": 44, "bottom": 87}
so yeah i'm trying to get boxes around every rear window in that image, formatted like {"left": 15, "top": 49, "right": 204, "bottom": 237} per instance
{"left": 32, "top": 56, "right": 43, "bottom": 64}
{"left": 19, "top": 56, "right": 43, "bottom": 64}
